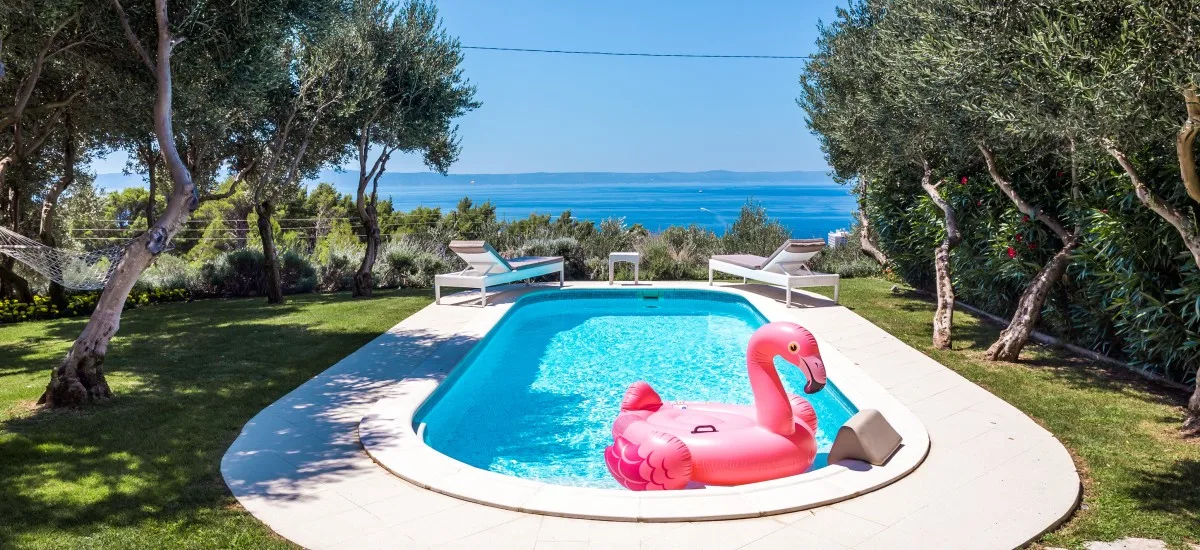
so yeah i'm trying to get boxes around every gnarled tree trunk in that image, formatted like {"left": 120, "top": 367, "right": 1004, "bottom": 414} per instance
{"left": 352, "top": 206, "right": 379, "bottom": 297}
{"left": 919, "top": 161, "right": 961, "bottom": 350}
{"left": 0, "top": 262, "right": 33, "bottom": 302}
{"left": 986, "top": 240, "right": 1079, "bottom": 361}
{"left": 979, "top": 145, "right": 1080, "bottom": 361}
{"left": 255, "top": 200, "right": 284, "bottom": 304}
{"left": 353, "top": 147, "right": 390, "bottom": 298}
{"left": 40, "top": 113, "right": 76, "bottom": 309}
{"left": 42, "top": 0, "right": 195, "bottom": 408}
{"left": 858, "top": 210, "right": 888, "bottom": 267}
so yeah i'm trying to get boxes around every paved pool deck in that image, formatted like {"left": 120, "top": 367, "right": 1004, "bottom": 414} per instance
{"left": 221, "top": 281, "right": 1080, "bottom": 549}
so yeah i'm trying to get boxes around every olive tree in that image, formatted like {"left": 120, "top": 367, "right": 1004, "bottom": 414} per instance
{"left": 349, "top": 0, "right": 477, "bottom": 297}
{"left": 243, "top": 19, "right": 377, "bottom": 304}
{"left": 40, "top": 0, "right": 329, "bottom": 407}
{"left": 802, "top": 1, "right": 970, "bottom": 349}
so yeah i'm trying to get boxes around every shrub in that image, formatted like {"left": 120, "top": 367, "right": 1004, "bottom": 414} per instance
{"left": 376, "top": 239, "right": 451, "bottom": 288}
{"left": 638, "top": 225, "right": 720, "bottom": 280}
{"left": 517, "top": 237, "right": 587, "bottom": 279}
{"left": 810, "top": 225, "right": 884, "bottom": 279}
{"left": 317, "top": 254, "right": 355, "bottom": 292}
{"left": 200, "top": 249, "right": 265, "bottom": 297}
{"left": 722, "top": 200, "right": 792, "bottom": 256}
{"left": 280, "top": 250, "right": 318, "bottom": 294}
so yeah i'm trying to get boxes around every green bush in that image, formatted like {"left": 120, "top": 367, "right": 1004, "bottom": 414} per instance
{"left": 638, "top": 225, "right": 720, "bottom": 280}
{"left": 201, "top": 249, "right": 266, "bottom": 297}
{"left": 722, "top": 200, "right": 791, "bottom": 256}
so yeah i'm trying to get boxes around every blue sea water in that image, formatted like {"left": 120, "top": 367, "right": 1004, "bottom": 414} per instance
{"left": 415, "top": 289, "right": 858, "bottom": 489}
{"left": 95, "top": 170, "right": 857, "bottom": 238}
{"left": 340, "top": 171, "right": 856, "bottom": 238}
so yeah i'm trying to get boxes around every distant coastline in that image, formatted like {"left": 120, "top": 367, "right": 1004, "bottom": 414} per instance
{"left": 93, "top": 169, "right": 836, "bottom": 192}
{"left": 92, "top": 170, "right": 853, "bottom": 237}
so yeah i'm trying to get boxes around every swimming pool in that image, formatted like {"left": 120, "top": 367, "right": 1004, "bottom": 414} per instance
{"left": 414, "top": 289, "right": 858, "bottom": 489}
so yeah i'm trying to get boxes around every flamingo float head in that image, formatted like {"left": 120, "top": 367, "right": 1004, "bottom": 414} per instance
{"left": 749, "top": 321, "right": 827, "bottom": 394}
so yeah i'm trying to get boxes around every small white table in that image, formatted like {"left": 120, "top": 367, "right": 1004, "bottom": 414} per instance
{"left": 608, "top": 251, "right": 640, "bottom": 285}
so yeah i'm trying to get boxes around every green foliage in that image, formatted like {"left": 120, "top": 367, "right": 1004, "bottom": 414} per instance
{"left": 639, "top": 225, "right": 721, "bottom": 281}
{"left": 810, "top": 225, "right": 884, "bottom": 279}
{"left": 800, "top": 0, "right": 1200, "bottom": 385}
{"left": 721, "top": 200, "right": 792, "bottom": 257}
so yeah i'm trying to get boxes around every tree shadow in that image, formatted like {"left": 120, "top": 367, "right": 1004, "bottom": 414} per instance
{"left": 1127, "top": 458, "right": 1200, "bottom": 534}
{"left": 0, "top": 289, "right": 431, "bottom": 547}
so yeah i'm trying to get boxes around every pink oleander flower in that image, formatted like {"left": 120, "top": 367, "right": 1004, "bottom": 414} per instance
{"left": 1007, "top": 247, "right": 1017, "bottom": 259}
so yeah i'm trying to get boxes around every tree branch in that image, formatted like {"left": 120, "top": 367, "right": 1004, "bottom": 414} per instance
{"left": 199, "top": 160, "right": 256, "bottom": 203}
{"left": 979, "top": 144, "right": 1072, "bottom": 242}
{"left": 1104, "top": 139, "right": 1200, "bottom": 267}
{"left": 1178, "top": 84, "right": 1200, "bottom": 203}
{"left": 919, "top": 158, "right": 962, "bottom": 248}
{"left": 109, "top": 0, "right": 157, "bottom": 77}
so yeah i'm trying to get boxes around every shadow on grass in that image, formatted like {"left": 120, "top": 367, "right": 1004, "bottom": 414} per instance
{"left": 0, "top": 289, "right": 431, "bottom": 548}
{"left": 1128, "top": 458, "right": 1200, "bottom": 533}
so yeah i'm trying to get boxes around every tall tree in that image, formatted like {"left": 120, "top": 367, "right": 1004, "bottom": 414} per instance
{"left": 40, "top": 0, "right": 327, "bottom": 407}
{"left": 349, "top": 0, "right": 477, "bottom": 297}
{"left": 801, "top": 1, "right": 970, "bottom": 349}
{"left": 0, "top": 2, "right": 90, "bottom": 301}
{"left": 244, "top": 19, "right": 374, "bottom": 304}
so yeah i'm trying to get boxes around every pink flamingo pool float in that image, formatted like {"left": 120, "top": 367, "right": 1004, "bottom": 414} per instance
{"left": 604, "top": 321, "right": 828, "bottom": 490}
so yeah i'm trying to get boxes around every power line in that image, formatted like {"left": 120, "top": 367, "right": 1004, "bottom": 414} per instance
{"left": 461, "top": 45, "right": 812, "bottom": 60}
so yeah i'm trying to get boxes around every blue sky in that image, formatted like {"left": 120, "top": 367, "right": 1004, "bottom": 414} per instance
{"left": 93, "top": 1, "right": 842, "bottom": 175}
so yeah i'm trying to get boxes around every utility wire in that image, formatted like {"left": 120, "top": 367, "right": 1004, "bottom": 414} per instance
{"left": 461, "top": 45, "right": 812, "bottom": 60}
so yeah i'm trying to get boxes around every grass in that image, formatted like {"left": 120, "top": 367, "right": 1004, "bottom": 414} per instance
{"left": 0, "top": 289, "right": 432, "bottom": 549}
{"left": 0, "top": 280, "right": 1196, "bottom": 548}
{"left": 809, "top": 279, "right": 1199, "bottom": 549}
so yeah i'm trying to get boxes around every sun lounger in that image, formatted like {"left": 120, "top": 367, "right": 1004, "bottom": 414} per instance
{"left": 708, "top": 239, "right": 840, "bottom": 306}
{"left": 435, "top": 240, "right": 564, "bottom": 306}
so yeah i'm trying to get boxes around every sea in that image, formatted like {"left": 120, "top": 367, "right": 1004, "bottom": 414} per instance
{"left": 94, "top": 170, "right": 856, "bottom": 238}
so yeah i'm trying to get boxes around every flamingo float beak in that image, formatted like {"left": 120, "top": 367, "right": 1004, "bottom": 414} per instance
{"left": 797, "top": 354, "right": 827, "bottom": 394}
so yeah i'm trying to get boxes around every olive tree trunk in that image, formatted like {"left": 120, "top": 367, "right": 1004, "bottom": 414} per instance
{"left": 919, "top": 161, "right": 961, "bottom": 350}
{"left": 979, "top": 145, "right": 1080, "bottom": 361}
{"left": 352, "top": 143, "right": 390, "bottom": 298}
{"left": 986, "top": 240, "right": 1079, "bottom": 361}
{"left": 255, "top": 200, "right": 284, "bottom": 304}
{"left": 39, "top": 113, "right": 76, "bottom": 309}
{"left": 352, "top": 206, "right": 379, "bottom": 297}
{"left": 42, "top": 0, "right": 196, "bottom": 407}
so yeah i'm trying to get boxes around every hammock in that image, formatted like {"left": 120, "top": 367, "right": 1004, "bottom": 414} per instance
{"left": 0, "top": 227, "right": 128, "bottom": 290}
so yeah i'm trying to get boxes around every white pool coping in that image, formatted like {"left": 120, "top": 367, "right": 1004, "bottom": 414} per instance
{"left": 359, "top": 285, "right": 930, "bottom": 521}
{"left": 221, "top": 281, "right": 1081, "bottom": 549}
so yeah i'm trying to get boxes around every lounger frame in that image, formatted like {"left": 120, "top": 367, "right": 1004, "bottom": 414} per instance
{"left": 435, "top": 261, "right": 564, "bottom": 307}
{"left": 708, "top": 259, "right": 840, "bottom": 306}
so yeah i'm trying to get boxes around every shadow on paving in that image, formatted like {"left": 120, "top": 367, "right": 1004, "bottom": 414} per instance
{"left": 0, "top": 290, "right": 429, "bottom": 548}
{"left": 221, "top": 327, "right": 482, "bottom": 504}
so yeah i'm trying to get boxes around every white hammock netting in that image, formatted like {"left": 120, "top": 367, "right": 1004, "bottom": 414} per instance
{"left": 0, "top": 227, "right": 128, "bottom": 290}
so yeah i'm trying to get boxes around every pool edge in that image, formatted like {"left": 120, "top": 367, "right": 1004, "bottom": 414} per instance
{"left": 358, "top": 284, "right": 932, "bottom": 522}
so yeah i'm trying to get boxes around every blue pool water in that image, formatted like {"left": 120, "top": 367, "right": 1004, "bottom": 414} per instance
{"left": 414, "top": 289, "right": 858, "bottom": 489}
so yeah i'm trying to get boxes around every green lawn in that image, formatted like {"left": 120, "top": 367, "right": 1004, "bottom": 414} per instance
{"left": 0, "top": 280, "right": 1196, "bottom": 548}
{"left": 0, "top": 290, "right": 432, "bottom": 549}
{"left": 811, "top": 279, "right": 1199, "bottom": 549}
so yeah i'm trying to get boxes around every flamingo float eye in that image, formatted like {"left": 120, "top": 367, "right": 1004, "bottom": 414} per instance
{"left": 787, "top": 342, "right": 799, "bottom": 353}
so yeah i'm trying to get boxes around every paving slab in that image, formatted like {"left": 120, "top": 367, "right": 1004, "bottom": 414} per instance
{"left": 221, "top": 281, "right": 1080, "bottom": 549}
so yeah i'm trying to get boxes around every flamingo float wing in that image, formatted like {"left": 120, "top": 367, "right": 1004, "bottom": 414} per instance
{"left": 604, "top": 431, "right": 693, "bottom": 491}
{"left": 790, "top": 394, "right": 819, "bottom": 434}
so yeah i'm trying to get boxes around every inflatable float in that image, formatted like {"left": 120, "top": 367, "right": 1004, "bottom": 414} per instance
{"left": 604, "top": 321, "right": 827, "bottom": 490}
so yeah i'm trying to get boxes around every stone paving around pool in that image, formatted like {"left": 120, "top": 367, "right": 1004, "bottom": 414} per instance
{"left": 220, "top": 281, "right": 1081, "bottom": 549}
